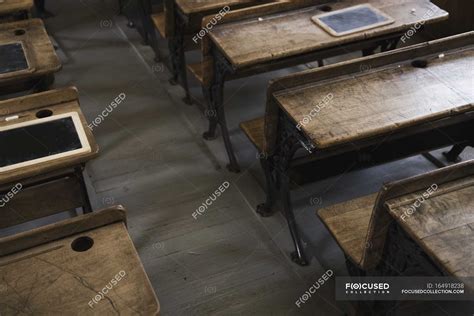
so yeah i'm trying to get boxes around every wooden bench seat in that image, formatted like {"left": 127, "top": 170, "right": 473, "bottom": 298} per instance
{"left": 151, "top": 11, "right": 166, "bottom": 38}
{"left": 240, "top": 117, "right": 265, "bottom": 151}
{"left": 318, "top": 194, "right": 377, "bottom": 267}
{"left": 186, "top": 60, "right": 212, "bottom": 85}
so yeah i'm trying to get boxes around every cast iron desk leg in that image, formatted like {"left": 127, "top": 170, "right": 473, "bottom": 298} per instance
{"left": 203, "top": 47, "right": 240, "bottom": 172}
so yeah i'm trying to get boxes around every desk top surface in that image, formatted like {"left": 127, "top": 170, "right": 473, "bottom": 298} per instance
{"left": 0, "top": 19, "right": 61, "bottom": 84}
{"left": 273, "top": 44, "right": 474, "bottom": 149}
{"left": 386, "top": 175, "right": 474, "bottom": 284}
{"left": 0, "top": 208, "right": 160, "bottom": 315}
{"left": 175, "top": 0, "right": 265, "bottom": 15}
{"left": 0, "top": 0, "right": 33, "bottom": 15}
{"left": 0, "top": 88, "right": 99, "bottom": 184}
{"left": 209, "top": 0, "right": 448, "bottom": 68}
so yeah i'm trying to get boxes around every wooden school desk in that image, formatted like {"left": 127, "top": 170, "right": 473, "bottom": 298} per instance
{"left": 195, "top": 0, "right": 448, "bottom": 172}
{"left": 0, "top": 18, "right": 61, "bottom": 96}
{"left": 0, "top": 0, "right": 33, "bottom": 20}
{"left": 0, "top": 87, "right": 99, "bottom": 229}
{"left": 319, "top": 160, "right": 474, "bottom": 314}
{"left": 150, "top": 0, "right": 274, "bottom": 103}
{"left": 0, "top": 206, "right": 161, "bottom": 315}
{"left": 241, "top": 32, "right": 474, "bottom": 265}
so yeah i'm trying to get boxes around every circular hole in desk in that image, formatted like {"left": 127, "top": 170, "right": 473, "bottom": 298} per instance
{"left": 319, "top": 5, "right": 332, "bottom": 12}
{"left": 36, "top": 109, "right": 53, "bottom": 118}
{"left": 411, "top": 59, "right": 428, "bottom": 68}
{"left": 71, "top": 236, "right": 94, "bottom": 252}
{"left": 14, "top": 29, "right": 26, "bottom": 36}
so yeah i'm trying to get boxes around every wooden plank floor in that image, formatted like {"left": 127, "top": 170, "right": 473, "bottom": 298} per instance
{"left": 2, "top": 1, "right": 473, "bottom": 315}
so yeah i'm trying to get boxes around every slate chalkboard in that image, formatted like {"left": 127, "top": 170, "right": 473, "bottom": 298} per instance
{"left": 0, "top": 42, "right": 29, "bottom": 75}
{"left": 0, "top": 116, "right": 83, "bottom": 168}
{"left": 313, "top": 4, "right": 394, "bottom": 37}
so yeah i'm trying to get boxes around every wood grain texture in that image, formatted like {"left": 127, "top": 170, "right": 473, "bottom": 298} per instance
{"left": 273, "top": 44, "right": 474, "bottom": 149}
{"left": 200, "top": 0, "right": 328, "bottom": 84}
{"left": 162, "top": 0, "right": 275, "bottom": 39}
{"left": 240, "top": 117, "right": 265, "bottom": 150}
{"left": 151, "top": 11, "right": 166, "bottom": 38}
{"left": 0, "top": 19, "right": 61, "bottom": 87}
{"left": 263, "top": 31, "right": 474, "bottom": 154}
{"left": 0, "top": 207, "right": 160, "bottom": 315}
{"left": 0, "top": 87, "right": 99, "bottom": 184}
{"left": 387, "top": 178, "right": 474, "bottom": 279}
{"left": 175, "top": 0, "right": 268, "bottom": 14}
{"left": 0, "top": 0, "right": 33, "bottom": 15}
{"left": 209, "top": 0, "right": 448, "bottom": 68}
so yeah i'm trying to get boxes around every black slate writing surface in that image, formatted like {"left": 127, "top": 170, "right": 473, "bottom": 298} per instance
{"left": 317, "top": 5, "right": 392, "bottom": 35}
{"left": 0, "top": 42, "right": 29, "bottom": 75}
{"left": 0, "top": 117, "right": 83, "bottom": 168}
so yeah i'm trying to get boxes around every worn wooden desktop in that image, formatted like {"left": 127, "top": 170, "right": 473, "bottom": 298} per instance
{"left": 0, "top": 0, "right": 33, "bottom": 19}
{"left": 0, "top": 87, "right": 99, "bottom": 229}
{"left": 196, "top": 0, "right": 448, "bottom": 172}
{"left": 318, "top": 160, "right": 474, "bottom": 314}
{"left": 0, "top": 18, "right": 61, "bottom": 95}
{"left": 241, "top": 32, "right": 474, "bottom": 265}
{"left": 0, "top": 207, "right": 161, "bottom": 315}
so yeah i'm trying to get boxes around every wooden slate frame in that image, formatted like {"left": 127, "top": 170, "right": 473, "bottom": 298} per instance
{"left": 0, "top": 87, "right": 99, "bottom": 229}
{"left": 0, "top": 18, "right": 61, "bottom": 95}
{"left": 197, "top": 0, "right": 448, "bottom": 172}
{"left": 0, "top": 112, "right": 92, "bottom": 173}
{"left": 0, "top": 206, "right": 161, "bottom": 315}
{"left": 311, "top": 4, "right": 395, "bottom": 37}
{"left": 241, "top": 32, "right": 474, "bottom": 265}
